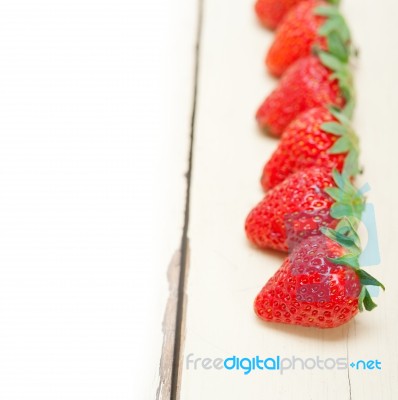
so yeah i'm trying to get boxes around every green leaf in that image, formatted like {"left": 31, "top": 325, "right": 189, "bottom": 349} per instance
{"left": 317, "top": 9, "right": 351, "bottom": 42}
{"left": 318, "top": 51, "right": 346, "bottom": 72}
{"left": 331, "top": 201, "right": 364, "bottom": 220}
{"left": 335, "top": 218, "right": 361, "bottom": 247}
{"left": 314, "top": 5, "right": 340, "bottom": 17}
{"left": 324, "top": 187, "right": 346, "bottom": 202}
{"left": 336, "top": 217, "right": 351, "bottom": 230}
{"left": 318, "top": 18, "right": 342, "bottom": 36}
{"left": 335, "top": 220, "right": 352, "bottom": 236}
{"left": 321, "top": 122, "right": 347, "bottom": 136}
{"left": 330, "top": 202, "right": 357, "bottom": 219}
{"left": 358, "top": 286, "right": 380, "bottom": 312}
{"left": 334, "top": 72, "right": 353, "bottom": 92}
{"left": 342, "top": 98, "right": 356, "bottom": 119}
{"left": 329, "top": 67, "right": 354, "bottom": 105}
{"left": 332, "top": 169, "right": 346, "bottom": 189}
{"left": 331, "top": 170, "right": 359, "bottom": 197}
{"left": 321, "top": 227, "right": 361, "bottom": 253}
{"left": 328, "top": 136, "right": 351, "bottom": 154}
{"left": 328, "top": 254, "right": 359, "bottom": 268}
{"left": 340, "top": 82, "right": 354, "bottom": 101}
{"left": 356, "top": 269, "right": 385, "bottom": 290}
{"left": 315, "top": 4, "right": 353, "bottom": 105}
{"left": 343, "top": 149, "right": 360, "bottom": 177}
{"left": 358, "top": 287, "right": 366, "bottom": 312}
{"left": 363, "top": 288, "right": 378, "bottom": 311}
{"left": 327, "top": 30, "right": 349, "bottom": 62}
{"left": 328, "top": 106, "right": 352, "bottom": 125}
{"left": 336, "top": 16, "right": 351, "bottom": 42}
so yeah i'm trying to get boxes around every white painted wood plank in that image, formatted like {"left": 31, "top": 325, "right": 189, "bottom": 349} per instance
{"left": 341, "top": 1, "right": 398, "bottom": 398}
{"left": 0, "top": 1, "right": 197, "bottom": 399}
{"left": 180, "top": 0, "right": 398, "bottom": 398}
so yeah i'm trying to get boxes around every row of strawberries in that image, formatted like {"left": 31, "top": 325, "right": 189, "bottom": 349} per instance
{"left": 246, "top": 0, "right": 384, "bottom": 329}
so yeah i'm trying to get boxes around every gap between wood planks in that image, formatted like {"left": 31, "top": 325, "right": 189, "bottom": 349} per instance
{"left": 156, "top": 1, "right": 204, "bottom": 399}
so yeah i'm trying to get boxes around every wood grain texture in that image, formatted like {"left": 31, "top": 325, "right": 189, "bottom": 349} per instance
{"left": 150, "top": 0, "right": 199, "bottom": 398}
{"left": 179, "top": 0, "right": 398, "bottom": 398}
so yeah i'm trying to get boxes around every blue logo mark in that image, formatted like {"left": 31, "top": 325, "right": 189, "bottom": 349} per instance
{"left": 358, "top": 203, "right": 380, "bottom": 267}
{"left": 350, "top": 359, "right": 382, "bottom": 370}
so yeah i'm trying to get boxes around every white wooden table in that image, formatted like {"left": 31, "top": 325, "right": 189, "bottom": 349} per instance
{"left": 174, "top": 0, "right": 398, "bottom": 399}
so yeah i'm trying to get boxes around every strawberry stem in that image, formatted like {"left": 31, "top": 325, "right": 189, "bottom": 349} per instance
{"left": 314, "top": 4, "right": 355, "bottom": 112}
{"left": 321, "top": 106, "right": 360, "bottom": 178}
{"left": 321, "top": 214, "right": 385, "bottom": 312}
{"left": 324, "top": 170, "right": 365, "bottom": 219}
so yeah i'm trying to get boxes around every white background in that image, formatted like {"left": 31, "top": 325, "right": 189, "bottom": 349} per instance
{"left": 0, "top": 0, "right": 196, "bottom": 399}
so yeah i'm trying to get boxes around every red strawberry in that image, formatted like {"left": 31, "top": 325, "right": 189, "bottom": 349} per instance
{"left": 265, "top": 2, "right": 352, "bottom": 76}
{"left": 245, "top": 167, "right": 336, "bottom": 252}
{"left": 256, "top": 55, "right": 345, "bottom": 136}
{"left": 245, "top": 167, "right": 365, "bottom": 252}
{"left": 254, "top": 235, "right": 360, "bottom": 328}
{"left": 261, "top": 107, "right": 359, "bottom": 190}
{"left": 254, "top": 232, "right": 385, "bottom": 329}
{"left": 266, "top": 0, "right": 327, "bottom": 76}
{"left": 254, "top": 0, "right": 306, "bottom": 30}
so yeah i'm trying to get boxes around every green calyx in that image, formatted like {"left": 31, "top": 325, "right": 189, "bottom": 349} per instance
{"left": 313, "top": 2, "right": 384, "bottom": 315}
{"left": 316, "top": 5, "right": 351, "bottom": 62}
{"left": 321, "top": 171, "right": 384, "bottom": 312}
{"left": 321, "top": 219, "right": 385, "bottom": 312}
{"left": 324, "top": 169, "right": 365, "bottom": 221}
{"left": 321, "top": 106, "right": 360, "bottom": 177}
{"left": 313, "top": 5, "right": 355, "bottom": 117}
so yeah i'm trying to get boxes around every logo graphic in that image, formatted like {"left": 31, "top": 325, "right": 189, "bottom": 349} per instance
{"left": 185, "top": 354, "right": 382, "bottom": 375}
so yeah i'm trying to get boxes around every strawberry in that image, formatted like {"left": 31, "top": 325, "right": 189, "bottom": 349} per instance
{"left": 245, "top": 168, "right": 364, "bottom": 252}
{"left": 266, "top": 0, "right": 327, "bottom": 76}
{"left": 254, "top": 0, "right": 306, "bottom": 30}
{"left": 266, "top": 1, "right": 351, "bottom": 76}
{"left": 256, "top": 55, "right": 348, "bottom": 136}
{"left": 246, "top": 167, "right": 334, "bottom": 251}
{"left": 254, "top": 0, "right": 340, "bottom": 30}
{"left": 261, "top": 106, "right": 359, "bottom": 190}
{"left": 254, "top": 228, "right": 384, "bottom": 329}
